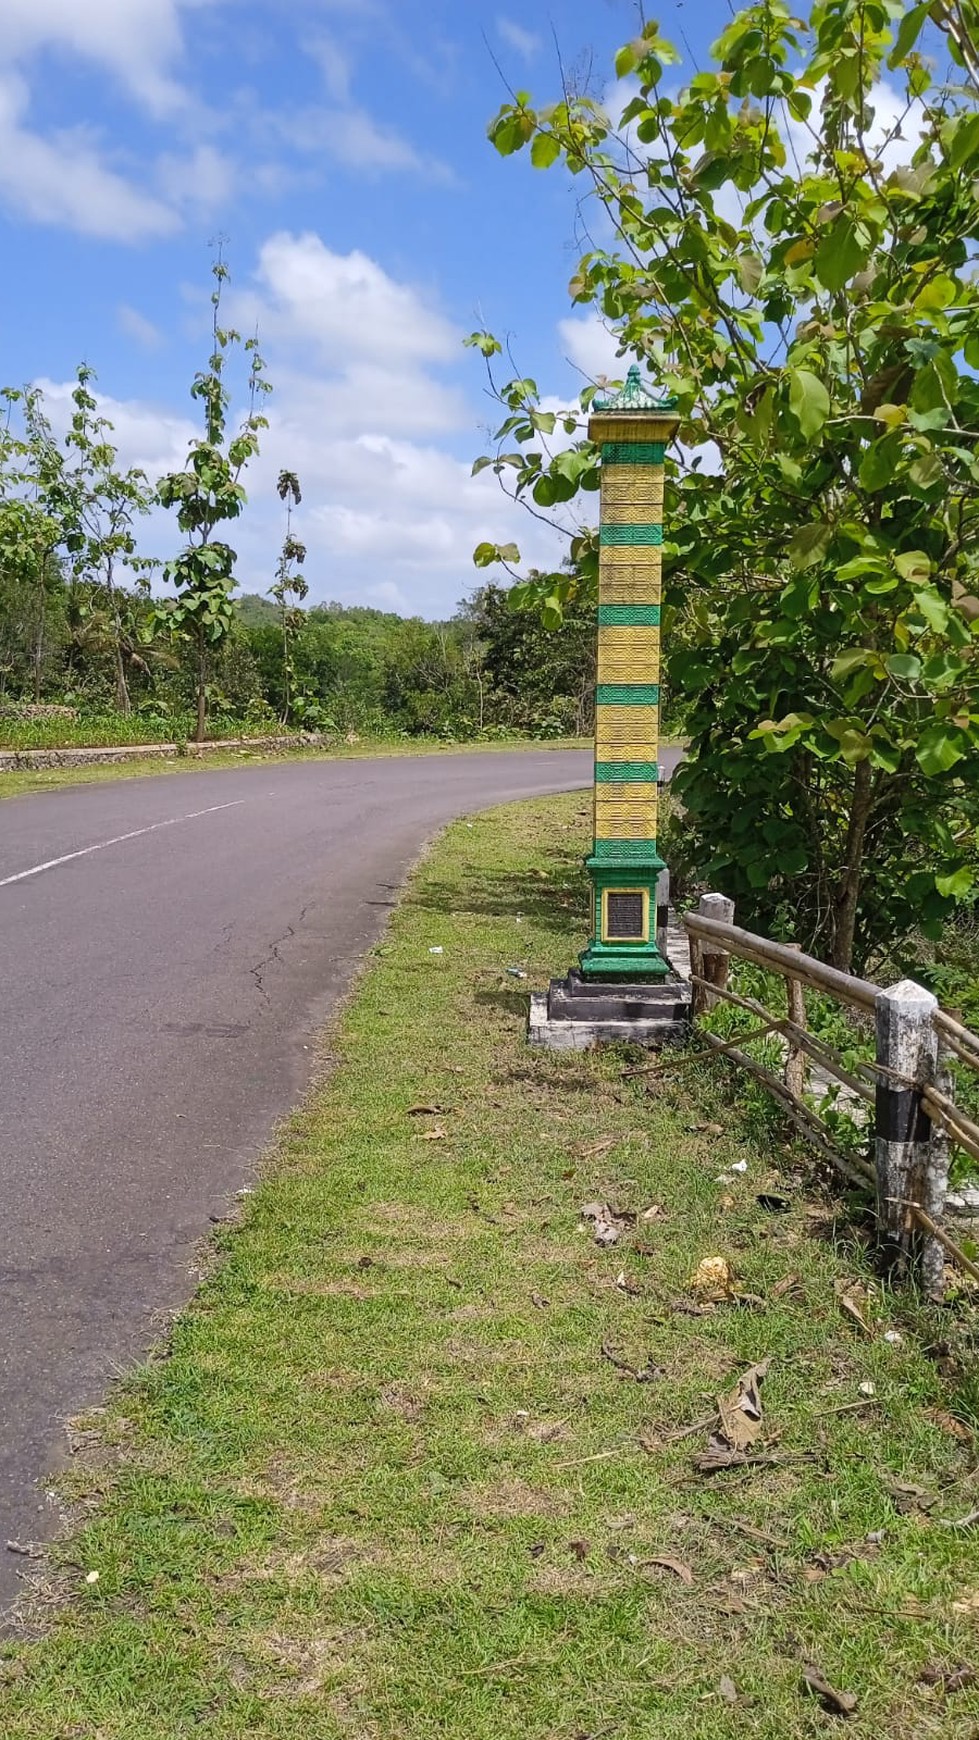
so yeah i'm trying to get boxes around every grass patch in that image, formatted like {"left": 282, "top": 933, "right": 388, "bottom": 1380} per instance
{"left": 3, "top": 791, "right": 979, "bottom": 1738}
{"left": 0, "top": 736, "right": 590, "bottom": 803}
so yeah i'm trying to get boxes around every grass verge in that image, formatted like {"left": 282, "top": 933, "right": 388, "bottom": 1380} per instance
{"left": 0, "top": 736, "right": 590, "bottom": 803}
{"left": 3, "top": 791, "right": 979, "bottom": 1738}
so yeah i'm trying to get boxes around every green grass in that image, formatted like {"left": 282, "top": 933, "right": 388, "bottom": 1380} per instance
{"left": 0, "top": 711, "right": 282, "bottom": 750}
{"left": 3, "top": 791, "right": 979, "bottom": 1738}
{"left": 0, "top": 736, "right": 590, "bottom": 802}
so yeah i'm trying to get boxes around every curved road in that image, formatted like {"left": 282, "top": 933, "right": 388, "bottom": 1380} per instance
{"left": 0, "top": 748, "right": 596, "bottom": 1607}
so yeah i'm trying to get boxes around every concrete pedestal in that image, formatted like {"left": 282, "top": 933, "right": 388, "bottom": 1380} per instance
{"left": 529, "top": 908, "right": 691, "bottom": 1052}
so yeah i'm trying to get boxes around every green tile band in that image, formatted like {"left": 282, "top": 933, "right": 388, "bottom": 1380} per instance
{"left": 595, "top": 683, "right": 660, "bottom": 706}
{"left": 600, "top": 523, "right": 663, "bottom": 547}
{"left": 590, "top": 839, "right": 660, "bottom": 864}
{"left": 600, "top": 441, "right": 666, "bottom": 465}
{"left": 597, "top": 604, "right": 661, "bottom": 627}
{"left": 594, "top": 761, "right": 659, "bottom": 782}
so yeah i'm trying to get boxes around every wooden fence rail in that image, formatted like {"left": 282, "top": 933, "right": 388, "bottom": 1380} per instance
{"left": 682, "top": 894, "right": 979, "bottom": 1298}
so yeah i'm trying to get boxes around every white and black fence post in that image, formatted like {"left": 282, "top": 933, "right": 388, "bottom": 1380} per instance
{"left": 874, "top": 979, "right": 943, "bottom": 1280}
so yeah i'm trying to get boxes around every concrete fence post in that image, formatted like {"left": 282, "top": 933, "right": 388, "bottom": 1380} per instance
{"left": 874, "top": 979, "right": 940, "bottom": 1275}
{"left": 691, "top": 892, "right": 735, "bottom": 1018}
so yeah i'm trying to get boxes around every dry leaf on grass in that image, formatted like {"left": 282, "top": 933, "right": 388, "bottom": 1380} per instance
{"left": 689, "top": 1122, "right": 725, "bottom": 1136}
{"left": 951, "top": 1589, "right": 979, "bottom": 1615}
{"left": 690, "top": 1256, "right": 735, "bottom": 1302}
{"left": 406, "top": 1104, "right": 450, "bottom": 1116}
{"left": 578, "top": 1137, "right": 617, "bottom": 1160}
{"left": 640, "top": 1203, "right": 668, "bottom": 1222}
{"left": 718, "top": 1675, "right": 738, "bottom": 1704}
{"left": 834, "top": 1279, "right": 873, "bottom": 1337}
{"left": 926, "top": 1406, "right": 972, "bottom": 1442}
{"left": 580, "top": 1202, "right": 633, "bottom": 1248}
{"left": 919, "top": 1662, "right": 976, "bottom": 1693}
{"left": 417, "top": 1125, "right": 448, "bottom": 1141}
{"left": 716, "top": 1359, "right": 770, "bottom": 1453}
{"left": 615, "top": 1271, "right": 643, "bottom": 1297}
{"left": 802, "top": 1663, "right": 858, "bottom": 1717}
{"left": 643, "top": 1555, "right": 694, "bottom": 1586}
{"left": 772, "top": 1272, "right": 802, "bottom": 1299}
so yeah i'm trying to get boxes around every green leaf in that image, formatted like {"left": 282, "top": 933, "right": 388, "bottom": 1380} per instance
{"left": 916, "top": 726, "right": 966, "bottom": 775}
{"left": 908, "top": 451, "right": 943, "bottom": 491}
{"left": 735, "top": 252, "right": 764, "bottom": 294}
{"left": 859, "top": 436, "right": 898, "bottom": 492}
{"left": 615, "top": 41, "right": 639, "bottom": 78}
{"left": 831, "top": 648, "right": 873, "bottom": 682}
{"left": 893, "top": 550, "right": 932, "bottom": 583}
{"left": 949, "top": 110, "right": 979, "bottom": 171}
{"left": 787, "top": 368, "right": 830, "bottom": 438}
{"left": 814, "top": 215, "right": 867, "bottom": 293}
{"left": 936, "top": 866, "right": 974, "bottom": 898}
{"left": 889, "top": 2, "right": 929, "bottom": 66}
{"left": 884, "top": 653, "right": 921, "bottom": 681}
{"left": 787, "top": 519, "right": 831, "bottom": 569}
{"left": 530, "top": 131, "right": 560, "bottom": 169}
{"left": 913, "top": 587, "right": 949, "bottom": 631}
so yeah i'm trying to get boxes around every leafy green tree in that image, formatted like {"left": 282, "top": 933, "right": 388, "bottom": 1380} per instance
{"left": 461, "top": 580, "right": 595, "bottom": 735}
{"left": 269, "top": 469, "right": 308, "bottom": 724}
{"left": 470, "top": 0, "right": 979, "bottom": 971}
{"left": 60, "top": 366, "right": 156, "bottom": 713}
{"left": 157, "top": 254, "right": 271, "bottom": 742}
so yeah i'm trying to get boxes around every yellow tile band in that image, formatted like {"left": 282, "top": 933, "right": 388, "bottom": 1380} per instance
{"left": 599, "top": 567, "right": 660, "bottom": 605}
{"left": 595, "top": 707, "right": 658, "bottom": 758}
{"left": 600, "top": 470, "right": 665, "bottom": 518}
{"left": 597, "top": 626, "right": 660, "bottom": 684}
{"left": 599, "top": 542, "right": 664, "bottom": 576}
{"left": 594, "top": 793, "right": 659, "bottom": 838}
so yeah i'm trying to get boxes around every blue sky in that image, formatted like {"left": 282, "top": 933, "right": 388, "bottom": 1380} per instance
{"left": 0, "top": 0, "right": 723, "bottom": 618}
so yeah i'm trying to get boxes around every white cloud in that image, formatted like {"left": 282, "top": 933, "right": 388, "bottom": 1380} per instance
{"left": 33, "top": 232, "right": 569, "bottom": 616}
{"left": 497, "top": 17, "right": 540, "bottom": 60}
{"left": 0, "top": 71, "right": 178, "bottom": 240}
{"left": 235, "top": 231, "right": 460, "bottom": 371}
{"left": 274, "top": 102, "right": 454, "bottom": 182}
{"left": 156, "top": 142, "right": 234, "bottom": 213}
{"left": 558, "top": 313, "right": 626, "bottom": 384}
{"left": 306, "top": 33, "right": 352, "bottom": 103}
{"left": 0, "top": 0, "right": 203, "bottom": 116}
{"left": 117, "top": 305, "right": 165, "bottom": 350}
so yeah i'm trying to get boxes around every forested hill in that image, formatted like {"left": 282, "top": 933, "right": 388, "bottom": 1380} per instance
{"left": 0, "top": 574, "right": 595, "bottom": 744}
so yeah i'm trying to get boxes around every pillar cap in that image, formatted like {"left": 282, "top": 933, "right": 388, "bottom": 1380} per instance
{"left": 592, "top": 363, "right": 677, "bottom": 414}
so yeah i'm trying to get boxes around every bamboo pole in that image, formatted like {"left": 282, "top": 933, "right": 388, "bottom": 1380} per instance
{"left": 699, "top": 1030, "right": 875, "bottom": 1190}
{"left": 784, "top": 943, "right": 806, "bottom": 1102}
{"left": 687, "top": 975, "right": 875, "bottom": 1105}
{"left": 683, "top": 912, "right": 881, "bottom": 1011}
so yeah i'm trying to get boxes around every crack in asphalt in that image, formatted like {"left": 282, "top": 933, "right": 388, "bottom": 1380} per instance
{"left": 248, "top": 902, "right": 315, "bottom": 1004}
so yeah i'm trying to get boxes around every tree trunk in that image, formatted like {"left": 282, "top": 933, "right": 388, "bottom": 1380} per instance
{"left": 829, "top": 758, "right": 873, "bottom": 973}
{"left": 105, "top": 563, "right": 131, "bottom": 714}
{"left": 32, "top": 583, "right": 44, "bottom": 703}
{"left": 196, "top": 637, "right": 207, "bottom": 744}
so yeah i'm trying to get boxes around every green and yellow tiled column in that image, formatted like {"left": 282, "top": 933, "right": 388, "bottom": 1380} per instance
{"left": 579, "top": 366, "right": 678, "bottom": 981}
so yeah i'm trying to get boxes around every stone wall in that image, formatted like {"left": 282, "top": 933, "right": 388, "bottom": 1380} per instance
{"left": 0, "top": 734, "right": 321, "bottom": 773}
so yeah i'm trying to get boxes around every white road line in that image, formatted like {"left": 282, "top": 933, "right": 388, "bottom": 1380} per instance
{"left": 0, "top": 801, "right": 246, "bottom": 889}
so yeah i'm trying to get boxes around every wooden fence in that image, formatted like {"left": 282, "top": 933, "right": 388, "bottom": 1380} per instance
{"left": 683, "top": 894, "right": 979, "bottom": 1298}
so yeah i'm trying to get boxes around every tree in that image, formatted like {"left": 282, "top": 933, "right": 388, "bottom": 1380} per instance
{"left": 157, "top": 252, "right": 271, "bottom": 742}
{"left": 3, "top": 387, "right": 74, "bottom": 702}
{"left": 269, "top": 469, "right": 308, "bottom": 724}
{"left": 61, "top": 366, "right": 156, "bottom": 714}
{"left": 469, "top": 0, "right": 979, "bottom": 971}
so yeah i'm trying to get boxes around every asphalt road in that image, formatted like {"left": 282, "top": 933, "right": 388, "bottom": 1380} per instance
{"left": 0, "top": 743, "right": 681, "bottom": 1611}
